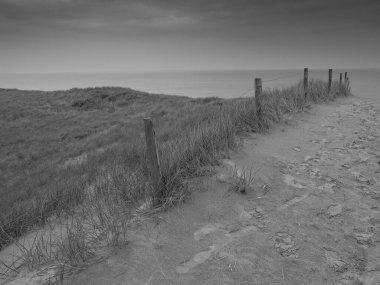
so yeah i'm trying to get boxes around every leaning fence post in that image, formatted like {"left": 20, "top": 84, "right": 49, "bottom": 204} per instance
{"left": 304, "top": 68, "right": 308, "bottom": 99}
{"left": 144, "top": 118, "right": 162, "bottom": 204}
{"left": 255, "top": 78, "right": 262, "bottom": 123}
{"left": 328, "top": 69, "right": 332, "bottom": 94}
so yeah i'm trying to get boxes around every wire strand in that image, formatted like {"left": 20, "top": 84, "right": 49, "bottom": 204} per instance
{"left": 236, "top": 69, "right": 354, "bottom": 98}
{"left": 262, "top": 71, "right": 304, "bottom": 83}
{"left": 236, "top": 87, "right": 254, "bottom": 98}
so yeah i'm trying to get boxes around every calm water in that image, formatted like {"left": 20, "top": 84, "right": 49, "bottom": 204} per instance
{"left": 0, "top": 69, "right": 379, "bottom": 99}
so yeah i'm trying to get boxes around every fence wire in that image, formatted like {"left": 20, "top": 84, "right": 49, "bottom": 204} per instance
{"left": 236, "top": 87, "right": 255, "bottom": 98}
{"left": 235, "top": 69, "right": 352, "bottom": 98}
{"left": 262, "top": 71, "right": 304, "bottom": 83}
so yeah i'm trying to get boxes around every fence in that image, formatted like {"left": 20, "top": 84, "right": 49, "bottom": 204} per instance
{"left": 144, "top": 68, "right": 351, "bottom": 202}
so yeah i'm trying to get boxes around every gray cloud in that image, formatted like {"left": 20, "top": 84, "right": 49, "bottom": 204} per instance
{"left": 0, "top": 0, "right": 379, "bottom": 72}
{"left": 1, "top": 0, "right": 379, "bottom": 37}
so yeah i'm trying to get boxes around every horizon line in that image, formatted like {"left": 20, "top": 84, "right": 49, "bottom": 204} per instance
{"left": 0, "top": 67, "right": 379, "bottom": 75}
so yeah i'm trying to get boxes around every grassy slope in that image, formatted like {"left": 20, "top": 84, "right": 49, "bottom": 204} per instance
{"left": 0, "top": 87, "right": 226, "bottom": 248}
{"left": 0, "top": 80, "right": 349, "bottom": 250}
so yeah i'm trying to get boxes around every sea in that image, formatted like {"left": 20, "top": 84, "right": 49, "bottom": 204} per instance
{"left": 0, "top": 69, "right": 379, "bottom": 100}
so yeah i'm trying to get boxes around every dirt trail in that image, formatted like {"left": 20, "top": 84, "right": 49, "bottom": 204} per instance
{"left": 66, "top": 97, "right": 379, "bottom": 284}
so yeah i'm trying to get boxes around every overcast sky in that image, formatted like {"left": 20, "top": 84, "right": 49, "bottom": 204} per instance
{"left": 0, "top": 0, "right": 379, "bottom": 73}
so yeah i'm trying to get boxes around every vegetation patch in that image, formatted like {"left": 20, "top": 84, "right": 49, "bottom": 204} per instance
{"left": 0, "top": 80, "right": 350, "bottom": 280}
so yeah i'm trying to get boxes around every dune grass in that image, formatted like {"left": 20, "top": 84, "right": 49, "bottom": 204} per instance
{"left": 0, "top": 79, "right": 350, "bottom": 277}
{"left": 156, "top": 79, "right": 349, "bottom": 205}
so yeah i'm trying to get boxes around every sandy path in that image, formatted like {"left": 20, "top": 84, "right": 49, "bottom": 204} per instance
{"left": 64, "top": 96, "right": 380, "bottom": 285}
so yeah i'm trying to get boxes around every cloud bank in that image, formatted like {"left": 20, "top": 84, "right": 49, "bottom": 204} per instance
{"left": 0, "top": 0, "right": 379, "bottom": 72}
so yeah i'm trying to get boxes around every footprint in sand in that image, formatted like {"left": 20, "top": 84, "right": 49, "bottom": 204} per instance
{"left": 277, "top": 194, "right": 310, "bottom": 211}
{"left": 217, "top": 250, "right": 255, "bottom": 274}
{"left": 177, "top": 225, "right": 257, "bottom": 274}
{"left": 283, "top": 174, "right": 307, "bottom": 189}
{"left": 351, "top": 171, "right": 375, "bottom": 185}
{"left": 353, "top": 231, "right": 374, "bottom": 246}
{"left": 324, "top": 250, "right": 348, "bottom": 273}
{"left": 292, "top": 146, "right": 302, "bottom": 152}
{"left": 318, "top": 183, "right": 336, "bottom": 194}
{"left": 177, "top": 248, "right": 215, "bottom": 274}
{"left": 304, "top": 155, "right": 313, "bottom": 162}
{"left": 236, "top": 203, "right": 263, "bottom": 222}
{"left": 273, "top": 233, "right": 297, "bottom": 257}
{"left": 326, "top": 204, "right": 343, "bottom": 218}
{"left": 309, "top": 168, "right": 321, "bottom": 179}
{"left": 193, "top": 224, "right": 222, "bottom": 241}
{"left": 277, "top": 174, "right": 311, "bottom": 211}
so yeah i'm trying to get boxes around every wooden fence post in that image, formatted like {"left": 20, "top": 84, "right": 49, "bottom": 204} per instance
{"left": 328, "top": 69, "right": 332, "bottom": 94}
{"left": 344, "top": 72, "right": 349, "bottom": 96}
{"left": 304, "top": 68, "right": 308, "bottom": 99}
{"left": 144, "top": 118, "right": 162, "bottom": 203}
{"left": 255, "top": 78, "right": 262, "bottom": 123}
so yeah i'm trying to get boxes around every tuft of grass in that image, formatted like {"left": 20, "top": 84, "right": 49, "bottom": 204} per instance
{"left": 229, "top": 165, "right": 259, "bottom": 194}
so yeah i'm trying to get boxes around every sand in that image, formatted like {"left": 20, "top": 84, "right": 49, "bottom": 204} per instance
{"left": 3, "top": 96, "right": 380, "bottom": 284}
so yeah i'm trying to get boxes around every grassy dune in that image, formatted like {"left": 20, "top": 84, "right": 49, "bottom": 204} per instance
{"left": 0, "top": 87, "right": 215, "bottom": 248}
{"left": 0, "top": 79, "right": 349, "bottom": 255}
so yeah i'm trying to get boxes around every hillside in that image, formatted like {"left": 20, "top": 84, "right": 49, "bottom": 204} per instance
{"left": 0, "top": 87, "right": 223, "bottom": 249}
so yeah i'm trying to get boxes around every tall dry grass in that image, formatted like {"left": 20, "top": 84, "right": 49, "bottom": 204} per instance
{"left": 155, "top": 79, "right": 348, "bottom": 205}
